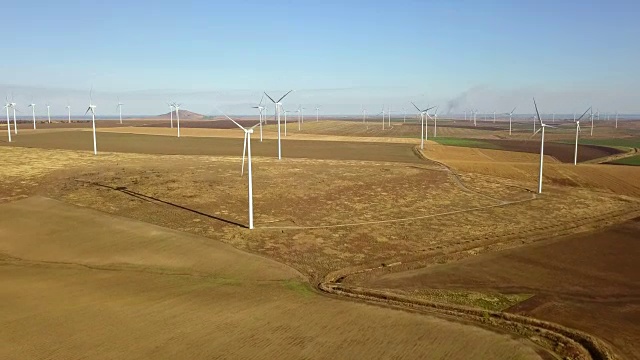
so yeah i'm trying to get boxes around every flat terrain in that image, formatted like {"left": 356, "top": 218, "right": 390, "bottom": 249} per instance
{"left": 361, "top": 218, "right": 640, "bottom": 360}
{"left": 2, "top": 119, "right": 640, "bottom": 359}
{"left": 436, "top": 138, "right": 624, "bottom": 163}
{"left": 0, "top": 130, "right": 424, "bottom": 163}
{"left": 0, "top": 197, "right": 545, "bottom": 360}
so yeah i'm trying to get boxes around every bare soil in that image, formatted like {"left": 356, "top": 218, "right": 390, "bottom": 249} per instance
{"left": 361, "top": 219, "right": 640, "bottom": 360}
{"left": 0, "top": 197, "right": 545, "bottom": 360}
{"left": 0, "top": 130, "right": 424, "bottom": 163}
{"left": 480, "top": 139, "right": 623, "bottom": 163}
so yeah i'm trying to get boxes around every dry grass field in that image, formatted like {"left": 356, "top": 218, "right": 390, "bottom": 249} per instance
{"left": 1, "top": 119, "right": 640, "bottom": 359}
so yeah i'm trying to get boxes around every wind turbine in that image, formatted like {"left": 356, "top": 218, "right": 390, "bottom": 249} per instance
{"left": 217, "top": 110, "right": 260, "bottom": 230}
{"left": 84, "top": 89, "right": 97, "bottom": 155}
{"left": 362, "top": 106, "right": 367, "bottom": 124}
{"left": 315, "top": 106, "right": 320, "bottom": 122}
{"left": 251, "top": 95, "right": 266, "bottom": 142}
{"left": 46, "top": 103, "right": 51, "bottom": 123}
{"left": 403, "top": 107, "right": 406, "bottom": 123}
{"left": 173, "top": 102, "right": 182, "bottom": 137}
{"left": 167, "top": 102, "right": 174, "bottom": 128}
{"left": 296, "top": 107, "right": 302, "bottom": 131}
{"left": 473, "top": 109, "right": 477, "bottom": 126}
{"left": 66, "top": 102, "right": 71, "bottom": 123}
{"left": 532, "top": 98, "right": 556, "bottom": 194}
{"left": 493, "top": 110, "right": 496, "bottom": 123}
{"left": 10, "top": 96, "right": 17, "bottom": 134}
{"left": 3, "top": 100, "right": 11, "bottom": 142}
{"left": 572, "top": 106, "right": 591, "bottom": 166}
{"left": 387, "top": 105, "right": 391, "bottom": 128}
{"left": 615, "top": 111, "right": 618, "bottom": 129}
{"left": 117, "top": 98, "right": 123, "bottom": 124}
{"left": 464, "top": 110, "right": 467, "bottom": 122}
{"left": 411, "top": 102, "right": 435, "bottom": 150}
{"left": 28, "top": 102, "right": 36, "bottom": 129}
{"left": 380, "top": 106, "right": 385, "bottom": 130}
{"left": 264, "top": 90, "right": 294, "bottom": 160}
{"left": 504, "top": 106, "right": 517, "bottom": 135}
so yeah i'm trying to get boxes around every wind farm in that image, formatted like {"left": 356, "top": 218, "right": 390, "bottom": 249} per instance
{"left": 1, "top": 2, "right": 640, "bottom": 360}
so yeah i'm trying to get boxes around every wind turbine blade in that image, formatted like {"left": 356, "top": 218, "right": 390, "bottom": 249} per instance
{"left": 511, "top": 106, "right": 517, "bottom": 114}
{"left": 85, "top": 107, "right": 90, "bottom": 115}
{"left": 241, "top": 133, "right": 247, "bottom": 176}
{"left": 263, "top": 92, "right": 276, "bottom": 103}
{"left": 576, "top": 106, "right": 591, "bottom": 122}
{"left": 215, "top": 107, "right": 246, "bottom": 130}
{"left": 533, "top": 98, "right": 543, "bottom": 126}
{"left": 249, "top": 123, "right": 261, "bottom": 130}
{"left": 529, "top": 128, "right": 542, "bottom": 138}
{"left": 277, "top": 90, "right": 294, "bottom": 103}
{"left": 425, "top": 106, "right": 436, "bottom": 111}
{"left": 410, "top": 102, "right": 421, "bottom": 112}
{"left": 259, "top": 94, "right": 264, "bottom": 106}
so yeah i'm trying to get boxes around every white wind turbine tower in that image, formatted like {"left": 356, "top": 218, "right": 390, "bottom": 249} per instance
{"left": 117, "top": 98, "right": 123, "bottom": 124}
{"left": 362, "top": 106, "right": 367, "bottom": 124}
{"left": 473, "top": 109, "right": 477, "bottom": 126}
{"left": 411, "top": 102, "right": 435, "bottom": 150}
{"left": 28, "top": 102, "right": 36, "bottom": 129}
{"left": 493, "top": 110, "right": 496, "bottom": 123}
{"left": 615, "top": 111, "right": 618, "bottom": 129}
{"left": 532, "top": 98, "right": 557, "bottom": 194}
{"left": 264, "top": 90, "right": 294, "bottom": 160}
{"left": 315, "top": 106, "right": 320, "bottom": 122}
{"left": 504, "top": 106, "right": 517, "bottom": 135}
{"left": 251, "top": 95, "right": 266, "bottom": 142}
{"left": 217, "top": 110, "right": 260, "bottom": 230}
{"left": 387, "top": 105, "right": 391, "bottom": 128}
{"left": 380, "top": 106, "right": 385, "bottom": 130}
{"left": 84, "top": 89, "right": 98, "bottom": 155}
{"left": 167, "top": 102, "right": 174, "bottom": 128}
{"left": 403, "top": 107, "right": 406, "bottom": 123}
{"left": 66, "top": 102, "right": 71, "bottom": 123}
{"left": 173, "top": 102, "right": 182, "bottom": 137}
{"left": 572, "top": 106, "right": 591, "bottom": 166}
{"left": 46, "top": 103, "right": 51, "bottom": 123}
{"left": 464, "top": 110, "right": 467, "bottom": 121}
{"left": 10, "top": 96, "right": 17, "bottom": 134}
{"left": 3, "top": 100, "right": 11, "bottom": 142}
{"left": 296, "top": 106, "right": 302, "bottom": 130}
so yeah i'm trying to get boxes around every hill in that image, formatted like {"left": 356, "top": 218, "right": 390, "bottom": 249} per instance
{"left": 156, "top": 109, "right": 205, "bottom": 120}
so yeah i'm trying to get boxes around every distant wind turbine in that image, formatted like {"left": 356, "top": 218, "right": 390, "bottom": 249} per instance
{"left": 66, "top": 102, "right": 71, "bottom": 123}
{"left": 173, "top": 102, "right": 182, "bottom": 137}
{"left": 411, "top": 102, "right": 435, "bottom": 150}
{"left": 167, "top": 102, "right": 174, "bottom": 128}
{"left": 117, "top": 98, "right": 123, "bottom": 124}
{"left": 590, "top": 107, "right": 594, "bottom": 136}
{"left": 84, "top": 89, "right": 97, "bottom": 155}
{"left": 3, "top": 99, "right": 11, "bottom": 142}
{"left": 572, "top": 106, "right": 591, "bottom": 166}
{"left": 315, "top": 106, "right": 320, "bottom": 122}
{"left": 46, "top": 103, "right": 51, "bottom": 123}
{"left": 532, "top": 98, "right": 557, "bottom": 194}
{"left": 283, "top": 108, "right": 290, "bottom": 136}
{"left": 10, "top": 95, "right": 17, "bottom": 134}
{"left": 251, "top": 95, "right": 266, "bottom": 142}
{"left": 28, "top": 102, "right": 36, "bottom": 129}
{"left": 264, "top": 90, "right": 294, "bottom": 160}
{"left": 504, "top": 106, "right": 517, "bottom": 136}
{"left": 615, "top": 111, "right": 618, "bottom": 129}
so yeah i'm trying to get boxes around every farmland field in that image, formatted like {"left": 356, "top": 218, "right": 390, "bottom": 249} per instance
{"left": 1, "top": 120, "right": 640, "bottom": 359}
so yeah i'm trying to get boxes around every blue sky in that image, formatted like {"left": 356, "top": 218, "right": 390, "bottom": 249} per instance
{"left": 2, "top": 0, "right": 638, "bottom": 115}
